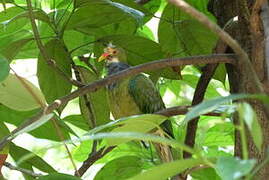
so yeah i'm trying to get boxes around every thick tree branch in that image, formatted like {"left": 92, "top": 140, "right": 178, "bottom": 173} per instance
{"left": 168, "top": 0, "right": 264, "bottom": 94}
{"left": 3, "top": 162, "right": 42, "bottom": 177}
{"left": 261, "top": 2, "right": 269, "bottom": 79}
{"left": 25, "top": 0, "right": 84, "bottom": 87}
{"left": 0, "top": 54, "right": 235, "bottom": 150}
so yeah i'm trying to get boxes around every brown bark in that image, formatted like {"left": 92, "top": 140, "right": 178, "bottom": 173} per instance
{"left": 211, "top": 0, "right": 269, "bottom": 179}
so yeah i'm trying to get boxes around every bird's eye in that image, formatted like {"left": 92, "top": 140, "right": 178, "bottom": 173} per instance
{"left": 113, "top": 50, "right": 117, "bottom": 54}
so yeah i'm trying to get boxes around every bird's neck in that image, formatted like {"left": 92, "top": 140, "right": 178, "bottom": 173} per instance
{"left": 107, "top": 62, "right": 130, "bottom": 76}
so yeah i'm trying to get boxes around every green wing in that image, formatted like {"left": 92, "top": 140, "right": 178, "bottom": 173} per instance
{"left": 128, "top": 74, "right": 165, "bottom": 113}
{"left": 128, "top": 74, "right": 173, "bottom": 136}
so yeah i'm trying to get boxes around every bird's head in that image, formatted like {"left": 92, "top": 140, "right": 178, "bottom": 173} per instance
{"left": 98, "top": 43, "right": 127, "bottom": 63}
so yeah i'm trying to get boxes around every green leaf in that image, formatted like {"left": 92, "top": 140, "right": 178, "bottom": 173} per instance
{"left": 72, "top": 140, "right": 93, "bottom": 162}
{"left": 1, "top": 38, "right": 32, "bottom": 61}
{"left": 0, "top": 105, "right": 71, "bottom": 141}
{"left": 0, "top": 121, "right": 10, "bottom": 155}
{"left": 129, "top": 158, "right": 206, "bottom": 180}
{"left": 158, "top": 3, "right": 217, "bottom": 57}
{"left": 38, "top": 173, "right": 82, "bottom": 180}
{"left": 237, "top": 103, "right": 263, "bottom": 151}
{"left": 213, "top": 64, "right": 226, "bottom": 85}
{"left": 95, "top": 156, "right": 144, "bottom": 180}
{"left": 0, "top": 74, "right": 46, "bottom": 111}
{"left": 184, "top": 94, "right": 267, "bottom": 122}
{"left": 68, "top": 0, "right": 144, "bottom": 29}
{"left": 77, "top": 66, "right": 110, "bottom": 128}
{"left": 191, "top": 167, "right": 221, "bottom": 180}
{"left": 11, "top": 113, "right": 54, "bottom": 139}
{"left": 203, "top": 123, "right": 234, "bottom": 147}
{"left": 9, "top": 143, "right": 57, "bottom": 173}
{"left": 0, "top": 54, "right": 9, "bottom": 82}
{"left": 215, "top": 156, "right": 256, "bottom": 180}
{"left": 37, "top": 39, "right": 72, "bottom": 105}
{"left": 76, "top": 132, "right": 191, "bottom": 153}
{"left": 10, "top": 9, "right": 51, "bottom": 24}
{"left": 63, "top": 30, "right": 94, "bottom": 56}
{"left": 63, "top": 114, "right": 89, "bottom": 131}
{"left": 136, "top": 25, "right": 155, "bottom": 41}
{"left": 108, "top": 114, "right": 167, "bottom": 146}
{"left": 0, "top": 6, "right": 28, "bottom": 37}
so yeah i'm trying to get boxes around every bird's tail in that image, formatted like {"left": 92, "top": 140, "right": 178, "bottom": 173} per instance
{"left": 153, "top": 129, "right": 173, "bottom": 163}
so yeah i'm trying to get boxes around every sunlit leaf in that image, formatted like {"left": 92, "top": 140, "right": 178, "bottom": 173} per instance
{"left": 129, "top": 158, "right": 206, "bottom": 180}
{"left": 9, "top": 143, "right": 56, "bottom": 173}
{"left": 184, "top": 94, "right": 269, "bottom": 122}
{"left": 0, "top": 74, "right": 46, "bottom": 111}
{"left": 215, "top": 157, "right": 256, "bottom": 180}
{"left": 237, "top": 103, "right": 263, "bottom": 151}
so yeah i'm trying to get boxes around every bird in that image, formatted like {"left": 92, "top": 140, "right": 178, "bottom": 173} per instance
{"left": 98, "top": 43, "right": 174, "bottom": 163}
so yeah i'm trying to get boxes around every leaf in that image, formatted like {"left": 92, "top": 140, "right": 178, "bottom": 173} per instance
{"left": 158, "top": 3, "right": 217, "bottom": 57}
{"left": 12, "top": 9, "right": 50, "bottom": 24}
{"left": 0, "top": 121, "right": 10, "bottom": 174}
{"left": 0, "top": 105, "right": 71, "bottom": 141}
{"left": 1, "top": 38, "right": 32, "bottom": 61}
{"left": 95, "top": 156, "right": 144, "bottom": 180}
{"left": 237, "top": 103, "right": 263, "bottom": 151}
{"left": 0, "top": 54, "right": 9, "bottom": 82}
{"left": 68, "top": 0, "right": 144, "bottom": 29}
{"left": 11, "top": 113, "right": 54, "bottom": 139}
{"left": 191, "top": 167, "right": 221, "bottom": 180}
{"left": 77, "top": 132, "right": 190, "bottom": 152}
{"left": 108, "top": 114, "right": 167, "bottom": 146}
{"left": 63, "top": 114, "right": 89, "bottom": 131}
{"left": 9, "top": 143, "right": 57, "bottom": 173}
{"left": 63, "top": 30, "right": 94, "bottom": 56}
{"left": 72, "top": 140, "right": 93, "bottom": 162}
{"left": 129, "top": 158, "right": 206, "bottom": 180}
{"left": 203, "top": 123, "right": 234, "bottom": 147}
{"left": 213, "top": 64, "right": 226, "bottom": 85}
{"left": 38, "top": 173, "right": 82, "bottom": 180}
{"left": 0, "top": 74, "right": 46, "bottom": 111}
{"left": 37, "top": 39, "right": 72, "bottom": 105}
{"left": 184, "top": 94, "right": 266, "bottom": 122}
{"left": 215, "top": 156, "right": 256, "bottom": 180}
{"left": 0, "top": 7, "right": 28, "bottom": 37}
{"left": 77, "top": 66, "right": 110, "bottom": 128}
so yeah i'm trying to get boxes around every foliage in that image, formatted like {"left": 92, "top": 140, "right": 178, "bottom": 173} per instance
{"left": 0, "top": 0, "right": 266, "bottom": 180}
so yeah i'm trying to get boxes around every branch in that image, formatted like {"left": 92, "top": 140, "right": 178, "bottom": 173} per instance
{"left": 0, "top": 54, "right": 235, "bottom": 150}
{"left": 183, "top": 64, "right": 218, "bottom": 159}
{"left": 168, "top": 0, "right": 264, "bottom": 94}
{"left": 25, "top": 0, "right": 84, "bottom": 87}
{"left": 3, "top": 162, "right": 42, "bottom": 177}
{"left": 261, "top": 2, "right": 269, "bottom": 79}
{"left": 155, "top": 105, "right": 221, "bottom": 117}
{"left": 135, "top": 0, "right": 151, "bottom": 5}
{"left": 75, "top": 146, "right": 115, "bottom": 177}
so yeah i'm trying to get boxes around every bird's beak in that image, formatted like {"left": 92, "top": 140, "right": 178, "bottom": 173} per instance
{"left": 98, "top": 52, "right": 110, "bottom": 62}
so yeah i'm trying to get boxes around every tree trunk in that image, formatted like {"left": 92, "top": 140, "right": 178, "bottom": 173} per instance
{"left": 210, "top": 0, "right": 269, "bottom": 179}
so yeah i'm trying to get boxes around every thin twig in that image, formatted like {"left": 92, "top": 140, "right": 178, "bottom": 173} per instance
{"left": 0, "top": 54, "right": 235, "bottom": 151}
{"left": 3, "top": 162, "right": 42, "bottom": 177}
{"left": 25, "top": 0, "right": 83, "bottom": 87}
{"left": 75, "top": 146, "right": 115, "bottom": 177}
{"left": 168, "top": 0, "right": 264, "bottom": 94}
